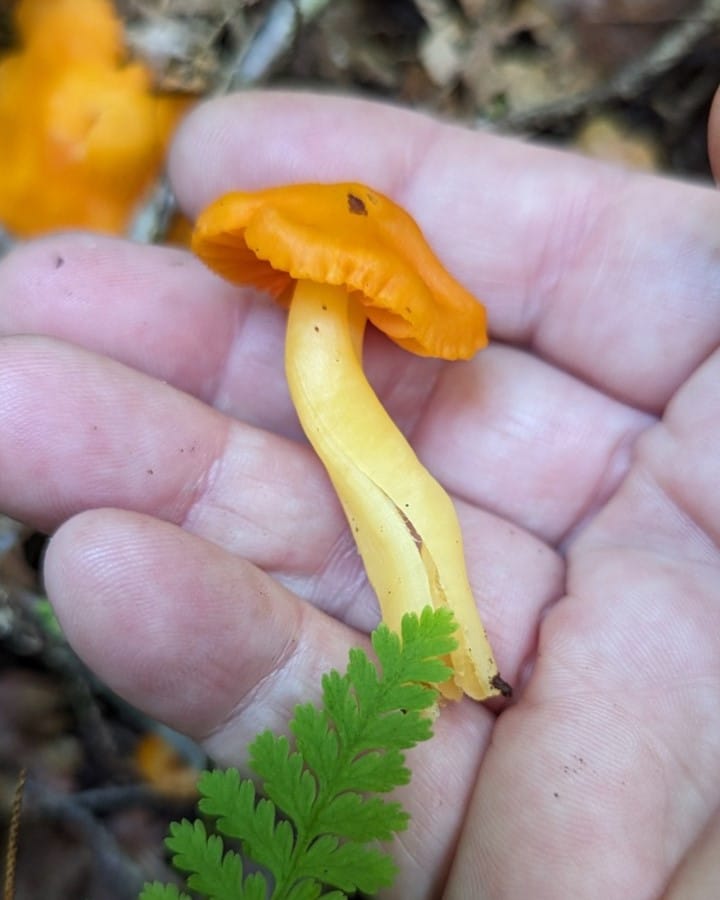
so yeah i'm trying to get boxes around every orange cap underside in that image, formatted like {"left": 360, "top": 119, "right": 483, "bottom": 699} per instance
{"left": 191, "top": 182, "right": 487, "bottom": 360}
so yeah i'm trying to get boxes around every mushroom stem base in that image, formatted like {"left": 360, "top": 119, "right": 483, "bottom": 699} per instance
{"left": 285, "top": 279, "right": 502, "bottom": 700}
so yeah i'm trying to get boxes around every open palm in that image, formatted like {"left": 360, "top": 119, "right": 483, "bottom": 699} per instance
{"left": 1, "top": 93, "right": 719, "bottom": 899}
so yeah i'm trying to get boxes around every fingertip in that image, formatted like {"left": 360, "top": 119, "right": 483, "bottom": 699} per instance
{"left": 43, "top": 509, "right": 356, "bottom": 747}
{"left": 44, "top": 509, "right": 291, "bottom": 732}
{"left": 0, "top": 230, "right": 240, "bottom": 399}
{"left": 167, "top": 90, "right": 436, "bottom": 216}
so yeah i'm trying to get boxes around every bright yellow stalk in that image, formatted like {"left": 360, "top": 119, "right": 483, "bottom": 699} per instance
{"left": 285, "top": 279, "right": 502, "bottom": 700}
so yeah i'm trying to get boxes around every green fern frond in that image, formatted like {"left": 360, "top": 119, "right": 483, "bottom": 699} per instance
{"left": 140, "top": 606, "right": 458, "bottom": 899}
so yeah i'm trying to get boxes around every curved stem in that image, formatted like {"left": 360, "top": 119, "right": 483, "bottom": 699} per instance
{"left": 285, "top": 279, "right": 502, "bottom": 700}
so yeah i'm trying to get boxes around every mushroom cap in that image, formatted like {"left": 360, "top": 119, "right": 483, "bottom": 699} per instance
{"left": 191, "top": 182, "right": 487, "bottom": 360}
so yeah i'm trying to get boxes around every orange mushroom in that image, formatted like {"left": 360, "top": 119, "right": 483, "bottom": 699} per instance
{"left": 0, "top": 0, "right": 191, "bottom": 237}
{"left": 192, "top": 183, "right": 508, "bottom": 701}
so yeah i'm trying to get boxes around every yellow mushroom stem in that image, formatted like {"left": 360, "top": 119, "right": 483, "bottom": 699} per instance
{"left": 285, "top": 279, "right": 502, "bottom": 700}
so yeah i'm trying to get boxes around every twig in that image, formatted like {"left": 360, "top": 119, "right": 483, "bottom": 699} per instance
{"left": 129, "top": 0, "right": 337, "bottom": 244}
{"left": 0, "top": 587, "right": 124, "bottom": 774}
{"left": 127, "top": 178, "right": 178, "bottom": 246}
{"left": 15, "top": 778, "right": 197, "bottom": 899}
{"left": 23, "top": 777, "right": 146, "bottom": 900}
{"left": 2, "top": 768, "right": 25, "bottom": 900}
{"left": 61, "top": 782, "right": 194, "bottom": 818}
{"left": 493, "top": 0, "right": 720, "bottom": 131}
{"left": 0, "top": 226, "right": 15, "bottom": 261}
{"left": 225, "top": 0, "right": 336, "bottom": 90}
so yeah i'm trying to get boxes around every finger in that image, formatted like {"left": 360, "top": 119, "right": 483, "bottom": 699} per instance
{"left": 169, "top": 91, "right": 720, "bottom": 412}
{"left": 0, "top": 334, "right": 228, "bottom": 529}
{"left": 43, "top": 509, "right": 330, "bottom": 741}
{"left": 0, "top": 233, "right": 300, "bottom": 438}
{"left": 44, "top": 508, "right": 493, "bottom": 895}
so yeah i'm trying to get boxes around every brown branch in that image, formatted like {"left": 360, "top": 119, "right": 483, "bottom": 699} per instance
{"left": 69, "top": 782, "right": 196, "bottom": 818}
{"left": 22, "top": 777, "right": 146, "bottom": 900}
{"left": 0, "top": 586, "right": 126, "bottom": 774}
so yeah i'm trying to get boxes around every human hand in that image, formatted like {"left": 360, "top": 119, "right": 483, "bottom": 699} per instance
{"left": 1, "top": 91, "right": 719, "bottom": 898}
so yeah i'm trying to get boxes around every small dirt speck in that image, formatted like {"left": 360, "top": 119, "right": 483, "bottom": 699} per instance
{"left": 491, "top": 673, "right": 513, "bottom": 698}
{"left": 347, "top": 193, "right": 367, "bottom": 215}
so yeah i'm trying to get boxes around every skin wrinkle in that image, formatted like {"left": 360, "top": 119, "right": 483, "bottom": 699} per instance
{"left": 208, "top": 288, "right": 293, "bottom": 427}
{"left": 390, "top": 697, "right": 490, "bottom": 899}
{"left": 636, "top": 461, "right": 720, "bottom": 561}
{"left": 199, "top": 585, "right": 307, "bottom": 747}
{"left": 663, "top": 805, "right": 720, "bottom": 899}
{"left": 182, "top": 423, "right": 299, "bottom": 565}
{"left": 392, "top": 804, "right": 455, "bottom": 899}
{"left": 192, "top": 276, "right": 248, "bottom": 403}
{"left": 0, "top": 337, "right": 214, "bottom": 527}
{"left": 558, "top": 408, "right": 654, "bottom": 549}
{"left": 114, "top": 363, "right": 230, "bottom": 529}
{"left": 181, "top": 444, "right": 226, "bottom": 536}
{"left": 363, "top": 326, "right": 445, "bottom": 438}
{"left": 413, "top": 343, "right": 649, "bottom": 544}
{"left": 303, "top": 523, "right": 371, "bottom": 623}
{"left": 202, "top": 601, "right": 367, "bottom": 767}
{"left": 666, "top": 714, "right": 715, "bottom": 825}
{"left": 668, "top": 478, "right": 720, "bottom": 562}
{"left": 652, "top": 351, "right": 720, "bottom": 548}
{"left": 180, "top": 414, "right": 382, "bottom": 628}
{"left": 635, "top": 702, "right": 709, "bottom": 874}
{"left": 520, "top": 162, "right": 632, "bottom": 357}
{"left": 588, "top": 363, "right": 720, "bottom": 560}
